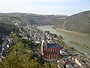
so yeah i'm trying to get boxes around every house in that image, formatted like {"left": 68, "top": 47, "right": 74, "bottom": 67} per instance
{"left": 60, "top": 49, "right": 68, "bottom": 56}
{"left": 60, "top": 58, "right": 69, "bottom": 64}
{"left": 0, "top": 56, "right": 3, "bottom": 62}
{"left": 74, "top": 58, "right": 86, "bottom": 68}
{"left": 41, "top": 40, "right": 62, "bottom": 58}
{"left": 66, "top": 64, "right": 74, "bottom": 68}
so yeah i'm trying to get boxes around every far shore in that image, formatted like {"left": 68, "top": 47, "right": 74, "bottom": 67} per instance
{"left": 56, "top": 28, "right": 88, "bottom": 36}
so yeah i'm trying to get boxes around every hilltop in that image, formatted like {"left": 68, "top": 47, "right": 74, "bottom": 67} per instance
{"left": 0, "top": 13, "right": 67, "bottom": 25}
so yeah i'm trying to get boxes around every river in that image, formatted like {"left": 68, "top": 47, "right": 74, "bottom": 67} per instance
{"left": 37, "top": 25, "right": 90, "bottom": 55}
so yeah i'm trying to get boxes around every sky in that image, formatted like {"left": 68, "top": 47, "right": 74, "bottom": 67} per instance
{"left": 0, "top": 0, "right": 90, "bottom": 15}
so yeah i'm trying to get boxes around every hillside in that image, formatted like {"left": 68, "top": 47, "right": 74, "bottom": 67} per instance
{"left": 0, "top": 13, "right": 67, "bottom": 25}
{"left": 60, "top": 11, "right": 90, "bottom": 34}
{"left": 0, "top": 11, "right": 90, "bottom": 34}
{"left": 0, "top": 23, "right": 19, "bottom": 35}
{"left": 0, "top": 23, "right": 19, "bottom": 44}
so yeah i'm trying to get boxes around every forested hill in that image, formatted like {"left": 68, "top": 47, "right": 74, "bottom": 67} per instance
{"left": 0, "top": 23, "right": 19, "bottom": 35}
{"left": 59, "top": 11, "right": 90, "bottom": 34}
{"left": 0, "top": 23, "right": 19, "bottom": 44}
{"left": 0, "top": 13, "right": 67, "bottom": 25}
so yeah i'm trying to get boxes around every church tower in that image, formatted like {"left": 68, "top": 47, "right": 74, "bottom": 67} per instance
{"left": 41, "top": 40, "right": 47, "bottom": 55}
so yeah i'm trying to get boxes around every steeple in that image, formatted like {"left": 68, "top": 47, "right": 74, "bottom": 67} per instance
{"left": 41, "top": 40, "right": 47, "bottom": 55}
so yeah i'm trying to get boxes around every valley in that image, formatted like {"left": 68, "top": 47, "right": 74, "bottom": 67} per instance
{"left": 0, "top": 10, "right": 90, "bottom": 68}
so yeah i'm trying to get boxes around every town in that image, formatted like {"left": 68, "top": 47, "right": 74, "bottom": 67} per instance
{"left": 0, "top": 25, "right": 90, "bottom": 68}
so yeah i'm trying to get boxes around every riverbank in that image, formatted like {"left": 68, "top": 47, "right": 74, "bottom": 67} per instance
{"left": 55, "top": 27, "right": 90, "bottom": 55}
{"left": 56, "top": 28, "right": 88, "bottom": 36}
{"left": 37, "top": 25, "right": 90, "bottom": 56}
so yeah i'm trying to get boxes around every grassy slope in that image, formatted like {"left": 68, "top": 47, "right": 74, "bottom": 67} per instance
{"left": 62, "top": 11, "right": 90, "bottom": 34}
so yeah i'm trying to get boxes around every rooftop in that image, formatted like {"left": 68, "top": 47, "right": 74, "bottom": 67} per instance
{"left": 47, "top": 43, "right": 62, "bottom": 48}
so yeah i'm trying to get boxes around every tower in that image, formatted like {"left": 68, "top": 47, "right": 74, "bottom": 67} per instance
{"left": 41, "top": 40, "right": 47, "bottom": 55}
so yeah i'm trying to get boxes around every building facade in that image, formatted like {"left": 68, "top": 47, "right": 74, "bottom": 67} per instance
{"left": 41, "top": 40, "right": 62, "bottom": 58}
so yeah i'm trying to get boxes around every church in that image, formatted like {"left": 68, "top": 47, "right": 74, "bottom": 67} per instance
{"left": 41, "top": 40, "right": 63, "bottom": 58}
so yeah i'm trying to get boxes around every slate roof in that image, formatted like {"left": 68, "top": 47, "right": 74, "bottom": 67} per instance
{"left": 47, "top": 43, "right": 62, "bottom": 48}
